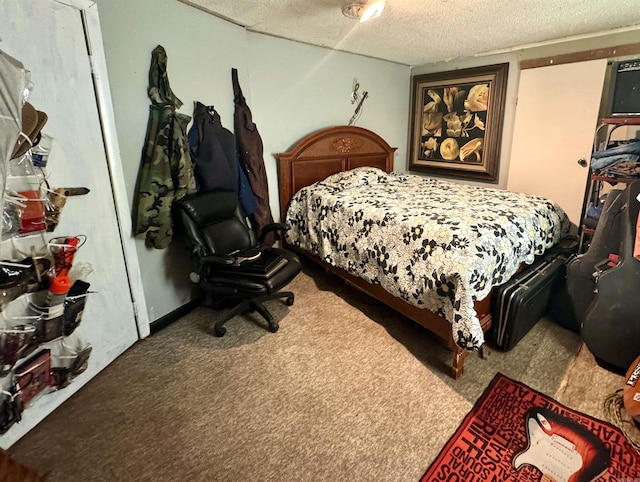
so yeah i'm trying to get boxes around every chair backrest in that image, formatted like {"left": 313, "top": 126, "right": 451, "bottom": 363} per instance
{"left": 175, "top": 190, "right": 257, "bottom": 257}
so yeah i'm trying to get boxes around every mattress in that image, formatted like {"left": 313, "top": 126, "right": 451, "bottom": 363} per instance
{"left": 285, "top": 167, "right": 570, "bottom": 350}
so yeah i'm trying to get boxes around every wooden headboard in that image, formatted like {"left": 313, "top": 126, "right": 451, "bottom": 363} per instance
{"left": 276, "top": 125, "right": 397, "bottom": 220}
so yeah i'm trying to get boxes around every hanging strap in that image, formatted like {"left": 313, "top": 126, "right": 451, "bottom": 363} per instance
{"left": 231, "top": 68, "right": 245, "bottom": 105}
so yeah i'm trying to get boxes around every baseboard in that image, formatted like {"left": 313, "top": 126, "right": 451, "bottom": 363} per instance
{"left": 149, "top": 299, "right": 200, "bottom": 334}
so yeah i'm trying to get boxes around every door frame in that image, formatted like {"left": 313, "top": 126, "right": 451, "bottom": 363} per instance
{"left": 60, "top": 0, "right": 150, "bottom": 337}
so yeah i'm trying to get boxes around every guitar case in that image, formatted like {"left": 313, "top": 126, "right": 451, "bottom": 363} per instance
{"left": 564, "top": 188, "right": 626, "bottom": 330}
{"left": 581, "top": 180, "right": 640, "bottom": 372}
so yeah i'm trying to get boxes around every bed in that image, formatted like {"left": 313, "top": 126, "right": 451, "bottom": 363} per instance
{"left": 277, "top": 125, "right": 570, "bottom": 379}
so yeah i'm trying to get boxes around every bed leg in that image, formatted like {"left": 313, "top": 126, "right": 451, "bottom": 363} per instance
{"left": 451, "top": 346, "right": 467, "bottom": 380}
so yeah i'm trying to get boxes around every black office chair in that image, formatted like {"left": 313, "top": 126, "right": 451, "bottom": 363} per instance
{"left": 174, "top": 190, "right": 301, "bottom": 336}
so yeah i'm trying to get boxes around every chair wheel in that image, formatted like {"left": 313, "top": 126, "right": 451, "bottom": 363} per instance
{"left": 214, "top": 325, "right": 226, "bottom": 337}
{"left": 285, "top": 296, "right": 294, "bottom": 306}
{"left": 268, "top": 322, "right": 279, "bottom": 333}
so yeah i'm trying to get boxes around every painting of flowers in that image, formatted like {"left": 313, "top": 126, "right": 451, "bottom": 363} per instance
{"left": 409, "top": 63, "right": 509, "bottom": 182}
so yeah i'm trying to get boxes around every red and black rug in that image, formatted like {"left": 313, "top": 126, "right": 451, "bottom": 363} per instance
{"left": 421, "top": 373, "right": 639, "bottom": 482}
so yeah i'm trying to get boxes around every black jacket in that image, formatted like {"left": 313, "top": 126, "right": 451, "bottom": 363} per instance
{"left": 188, "top": 101, "right": 238, "bottom": 193}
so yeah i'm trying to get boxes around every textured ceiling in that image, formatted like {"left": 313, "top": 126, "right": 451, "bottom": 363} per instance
{"left": 178, "top": 0, "right": 640, "bottom": 66}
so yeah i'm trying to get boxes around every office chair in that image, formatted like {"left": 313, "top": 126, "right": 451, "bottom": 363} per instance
{"left": 174, "top": 190, "right": 301, "bottom": 336}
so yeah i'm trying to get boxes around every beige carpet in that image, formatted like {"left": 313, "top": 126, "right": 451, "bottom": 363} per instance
{"left": 8, "top": 261, "right": 622, "bottom": 481}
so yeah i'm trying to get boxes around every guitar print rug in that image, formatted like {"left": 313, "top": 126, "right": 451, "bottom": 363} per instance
{"left": 421, "top": 373, "right": 639, "bottom": 481}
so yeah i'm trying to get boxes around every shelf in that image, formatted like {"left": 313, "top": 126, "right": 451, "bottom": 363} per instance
{"left": 599, "top": 116, "right": 640, "bottom": 125}
{"left": 590, "top": 175, "right": 639, "bottom": 183}
{"left": 579, "top": 116, "right": 640, "bottom": 254}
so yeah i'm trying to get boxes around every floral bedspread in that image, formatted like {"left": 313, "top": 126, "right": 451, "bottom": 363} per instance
{"left": 285, "top": 168, "right": 570, "bottom": 350}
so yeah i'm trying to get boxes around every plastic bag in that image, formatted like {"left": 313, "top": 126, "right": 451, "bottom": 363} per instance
{"left": 1, "top": 195, "right": 24, "bottom": 238}
{"left": 0, "top": 322, "right": 35, "bottom": 375}
{"left": 0, "top": 387, "right": 22, "bottom": 434}
{"left": 63, "top": 280, "right": 91, "bottom": 336}
{"left": 30, "top": 133, "right": 53, "bottom": 168}
{"left": 14, "top": 348, "right": 51, "bottom": 407}
{"left": 4, "top": 156, "right": 48, "bottom": 237}
{"left": 48, "top": 235, "right": 86, "bottom": 277}
{"left": 50, "top": 333, "right": 91, "bottom": 389}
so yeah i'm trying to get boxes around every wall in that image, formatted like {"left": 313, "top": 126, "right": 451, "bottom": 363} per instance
{"left": 94, "top": 0, "right": 410, "bottom": 323}
{"left": 411, "top": 30, "right": 640, "bottom": 190}
{"left": 246, "top": 33, "right": 409, "bottom": 218}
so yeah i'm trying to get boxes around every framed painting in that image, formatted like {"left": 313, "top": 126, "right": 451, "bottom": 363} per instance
{"left": 408, "top": 63, "right": 509, "bottom": 182}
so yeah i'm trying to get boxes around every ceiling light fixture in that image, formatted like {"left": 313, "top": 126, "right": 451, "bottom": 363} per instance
{"left": 341, "top": 0, "right": 386, "bottom": 24}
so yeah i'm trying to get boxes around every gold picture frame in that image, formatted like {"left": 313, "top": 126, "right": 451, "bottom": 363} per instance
{"left": 408, "top": 63, "right": 509, "bottom": 182}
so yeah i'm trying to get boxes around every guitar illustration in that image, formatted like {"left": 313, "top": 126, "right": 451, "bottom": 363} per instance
{"left": 512, "top": 408, "right": 610, "bottom": 482}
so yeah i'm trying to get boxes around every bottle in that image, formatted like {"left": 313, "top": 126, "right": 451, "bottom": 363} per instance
{"left": 40, "top": 275, "right": 71, "bottom": 342}
{"left": 45, "top": 275, "right": 71, "bottom": 313}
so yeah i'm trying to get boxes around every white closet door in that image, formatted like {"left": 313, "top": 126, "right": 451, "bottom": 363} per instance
{"left": 507, "top": 60, "right": 607, "bottom": 226}
{"left": 0, "top": 0, "right": 143, "bottom": 447}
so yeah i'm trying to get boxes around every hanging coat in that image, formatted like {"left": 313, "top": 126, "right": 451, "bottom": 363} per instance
{"left": 188, "top": 102, "right": 238, "bottom": 192}
{"left": 135, "top": 45, "right": 196, "bottom": 249}
{"left": 232, "top": 68, "right": 275, "bottom": 247}
{"left": 188, "top": 102, "right": 257, "bottom": 215}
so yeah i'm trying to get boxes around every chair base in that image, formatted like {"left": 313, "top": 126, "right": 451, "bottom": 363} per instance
{"left": 208, "top": 291, "right": 295, "bottom": 337}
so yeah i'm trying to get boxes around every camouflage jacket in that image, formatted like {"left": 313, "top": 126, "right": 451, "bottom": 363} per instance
{"left": 134, "top": 45, "right": 196, "bottom": 249}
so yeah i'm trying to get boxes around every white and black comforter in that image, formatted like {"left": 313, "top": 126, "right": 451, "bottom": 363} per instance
{"left": 285, "top": 168, "right": 570, "bottom": 350}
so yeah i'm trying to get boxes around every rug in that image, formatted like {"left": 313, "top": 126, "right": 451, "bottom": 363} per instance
{"left": 0, "top": 449, "right": 43, "bottom": 481}
{"left": 421, "top": 373, "right": 640, "bottom": 482}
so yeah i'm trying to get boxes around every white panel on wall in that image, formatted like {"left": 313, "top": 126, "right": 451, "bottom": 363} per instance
{"left": 0, "top": 0, "right": 140, "bottom": 446}
{"left": 507, "top": 59, "right": 607, "bottom": 225}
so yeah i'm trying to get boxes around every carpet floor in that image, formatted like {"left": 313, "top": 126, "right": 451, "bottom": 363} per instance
{"left": 7, "top": 261, "right": 623, "bottom": 481}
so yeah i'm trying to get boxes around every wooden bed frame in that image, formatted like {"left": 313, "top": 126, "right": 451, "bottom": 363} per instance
{"left": 277, "top": 125, "right": 492, "bottom": 379}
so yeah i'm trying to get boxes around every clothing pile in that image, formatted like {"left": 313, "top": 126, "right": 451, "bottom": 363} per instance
{"left": 590, "top": 139, "right": 640, "bottom": 179}
{"left": 584, "top": 140, "right": 640, "bottom": 229}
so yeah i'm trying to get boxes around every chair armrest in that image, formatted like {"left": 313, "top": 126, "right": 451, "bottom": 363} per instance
{"left": 198, "top": 254, "right": 236, "bottom": 269}
{"left": 190, "top": 254, "right": 235, "bottom": 283}
{"left": 198, "top": 249, "right": 262, "bottom": 271}
{"left": 229, "top": 249, "right": 261, "bottom": 265}
{"left": 192, "top": 252, "right": 261, "bottom": 283}
{"left": 259, "top": 223, "right": 290, "bottom": 244}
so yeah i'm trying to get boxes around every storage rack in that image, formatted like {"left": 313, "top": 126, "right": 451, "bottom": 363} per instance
{"left": 578, "top": 116, "right": 640, "bottom": 253}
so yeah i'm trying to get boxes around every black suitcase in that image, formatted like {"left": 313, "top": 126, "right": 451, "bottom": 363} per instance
{"left": 490, "top": 254, "right": 567, "bottom": 351}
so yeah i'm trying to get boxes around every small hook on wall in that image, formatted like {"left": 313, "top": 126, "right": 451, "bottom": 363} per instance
{"left": 348, "top": 77, "right": 368, "bottom": 126}
{"left": 351, "top": 79, "right": 360, "bottom": 104}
